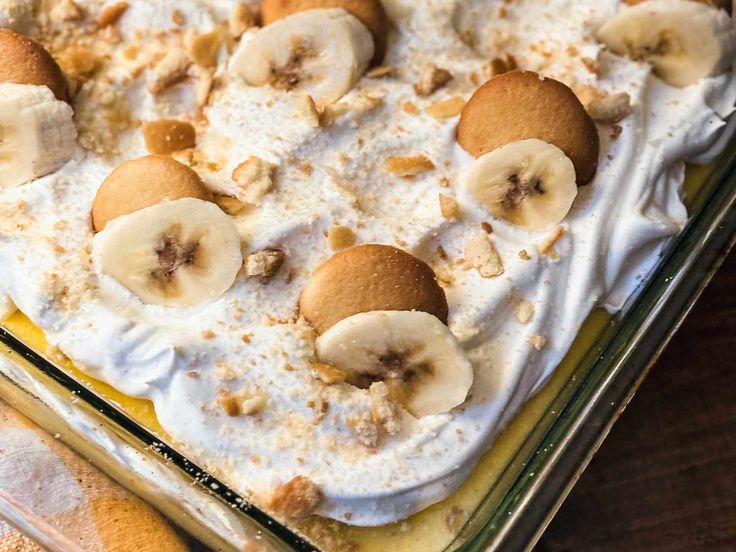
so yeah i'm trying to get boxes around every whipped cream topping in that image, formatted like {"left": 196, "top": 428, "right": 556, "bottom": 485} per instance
{"left": 1, "top": 0, "right": 734, "bottom": 527}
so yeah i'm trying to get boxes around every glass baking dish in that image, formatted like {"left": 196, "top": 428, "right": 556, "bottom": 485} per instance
{"left": 1, "top": 133, "right": 735, "bottom": 551}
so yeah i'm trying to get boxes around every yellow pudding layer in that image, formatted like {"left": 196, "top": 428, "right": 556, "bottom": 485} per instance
{"left": 0, "top": 161, "right": 719, "bottom": 551}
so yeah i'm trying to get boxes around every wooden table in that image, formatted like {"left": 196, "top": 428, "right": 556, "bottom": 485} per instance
{"left": 536, "top": 251, "right": 736, "bottom": 551}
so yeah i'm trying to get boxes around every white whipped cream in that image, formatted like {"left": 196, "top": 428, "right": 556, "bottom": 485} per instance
{"left": 0, "top": 0, "right": 734, "bottom": 527}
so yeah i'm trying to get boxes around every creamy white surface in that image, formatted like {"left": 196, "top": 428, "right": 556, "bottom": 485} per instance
{"left": 0, "top": 0, "right": 735, "bottom": 527}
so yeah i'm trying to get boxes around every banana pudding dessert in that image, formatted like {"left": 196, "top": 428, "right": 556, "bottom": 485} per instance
{"left": 1, "top": 0, "right": 735, "bottom": 549}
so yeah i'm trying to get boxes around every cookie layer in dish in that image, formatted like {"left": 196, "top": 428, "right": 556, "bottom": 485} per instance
{"left": 0, "top": 0, "right": 735, "bottom": 540}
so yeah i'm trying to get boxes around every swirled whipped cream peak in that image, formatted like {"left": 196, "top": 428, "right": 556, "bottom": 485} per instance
{"left": 0, "top": 0, "right": 735, "bottom": 531}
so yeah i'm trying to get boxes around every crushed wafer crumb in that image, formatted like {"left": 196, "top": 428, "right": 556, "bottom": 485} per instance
{"left": 465, "top": 234, "right": 504, "bottom": 278}
{"left": 370, "top": 382, "right": 401, "bottom": 435}
{"left": 231, "top": 156, "right": 276, "bottom": 204}
{"left": 386, "top": 155, "right": 435, "bottom": 177}
{"left": 425, "top": 96, "right": 466, "bottom": 120}
{"left": 515, "top": 300, "right": 535, "bottom": 324}
{"left": 189, "top": 29, "right": 222, "bottom": 68}
{"left": 171, "top": 9, "right": 185, "bottom": 25}
{"left": 242, "top": 394, "right": 268, "bottom": 415}
{"left": 244, "top": 249, "right": 285, "bottom": 281}
{"left": 270, "top": 476, "right": 322, "bottom": 520}
{"left": 299, "top": 95, "right": 321, "bottom": 127}
{"left": 366, "top": 65, "right": 395, "bottom": 78}
{"left": 148, "top": 48, "right": 191, "bottom": 94}
{"left": 214, "top": 195, "right": 246, "bottom": 215}
{"left": 312, "top": 362, "right": 346, "bottom": 385}
{"left": 349, "top": 412, "right": 381, "bottom": 448}
{"left": 519, "top": 249, "right": 530, "bottom": 260}
{"left": 97, "top": 2, "right": 128, "bottom": 27}
{"left": 529, "top": 335, "right": 547, "bottom": 350}
{"left": 218, "top": 395, "right": 241, "bottom": 417}
{"left": 575, "top": 86, "right": 632, "bottom": 124}
{"left": 327, "top": 225, "right": 356, "bottom": 250}
{"left": 319, "top": 102, "right": 349, "bottom": 127}
{"left": 141, "top": 119, "right": 196, "bottom": 154}
{"left": 401, "top": 101, "right": 419, "bottom": 115}
{"left": 61, "top": 45, "right": 97, "bottom": 80}
{"left": 414, "top": 66, "right": 453, "bottom": 96}
{"left": 439, "top": 194, "right": 460, "bottom": 221}
{"left": 536, "top": 226, "right": 566, "bottom": 258}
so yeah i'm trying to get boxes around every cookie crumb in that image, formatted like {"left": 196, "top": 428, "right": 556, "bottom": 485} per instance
{"left": 349, "top": 412, "right": 381, "bottom": 448}
{"left": 96, "top": 2, "right": 128, "bottom": 27}
{"left": 299, "top": 95, "right": 321, "bottom": 127}
{"left": 535, "top": 226, "right": 566, "bottom": 258}
{"left": 245, "top": 249, "right": 285, "bottom": 281}
{"left": 576, "top": 86, "right": 632, "bottom": 124}
{"left": 141, "top": 119, "right": 196, "bottom": 154}
{"left": 518, "top": 249, "right": 530, "bottom": 260}
{"left": 319, "top": 102, "right": 349, "bottom": 127}
{"left": 232, "top": 156, "right": 276, "bottom": 204}
{"left": 171, "top": 9, "right": 186, "bottom": 25}
{"left": 218, "top": 395, "right": 241, "bottom": 417}
{"left": 312, "top": 362, "right": 347, "bottom": 384}
{"left": 439, "top": 194, "right": 460, "bottom": 221}
{"left": 366, "top": 65, "right": 396, "bottom": 78}
{"left": 414, "top": 66, "right": 453, "bottom": 96}
{"left": 515, "top": 300, "right": 535, "bottom": 324}
{"left": 213, "top": 195, "right": 246, "bottom": 216}
{"left": 370, "top": 382, "right": 401, "bottom": 435}
{"left": 189, "top": 30, "right": 222, "bottom": 68}
{"left": 425, "top": 97, "right": 466, "bottom": 120}
{"left": 242, "top": 394, "right": 268, "bottom": 415}
{"left": 148, "top": 48, "right": 191, "bottom": 94}
{"left": 327, "top": 225, "right": 356, "bottom": 250}
{"left": 401, "top": 101, "right": 419, "bottom": 115}
{"left": 529, "top": 335, "right": 547, "bottom": 350}
{"left": 270, "top": 476, "right": 322, "bottom": 520}
{"left": 465, "top": 234, "right": 504, "bottom": 278}
{"left": 386, "top": 155, "right": 435, "bottom": 177}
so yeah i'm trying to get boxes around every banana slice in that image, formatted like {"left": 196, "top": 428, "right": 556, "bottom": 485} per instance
{"left": 0, "top": 0, "right": 35, "bottom": 34}
{"left": 231, "top": 8, "right": 374, "bottom": 106}
{"left": 597, "top": 0, "right": 736, "bottom": 88}
{"left": 0, "top": 83, "right": 76, "bottom": 190}
{"left": 94, "top": 198, "right": 243, "bottom": 308}
{"left": 462, "top": 139, "right": 578, "bottom": 232}
{"left": 316, "top": 311, "right": 474, "bottom": 417}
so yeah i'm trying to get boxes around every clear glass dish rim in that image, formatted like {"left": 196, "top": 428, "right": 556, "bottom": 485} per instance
{"left": 1, "top": 144, "right": 735, "bottom": 552}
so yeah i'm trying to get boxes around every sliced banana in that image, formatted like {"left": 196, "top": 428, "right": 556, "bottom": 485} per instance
{"left": 316, "top": 310, "right": 474, "bottom": 417}
{"left": 94, "top": 198, "right": 244, "bottom": 308}
{"left": 597, "top": 0, "right": 736, "bottom": 88}
{"left": 0, "top": 83, "right": 76, "bottom": 190}
{"left": 0, "top": 0, "right": 35, "bottom": 34}
{"left": 462, "top": 139, "right": 578, "bottom": 232}
{"left": 231, "top": 8, "right": 374, "bottom": 106}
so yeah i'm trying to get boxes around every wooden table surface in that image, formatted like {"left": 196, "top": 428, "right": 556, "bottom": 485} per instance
{"left": 536, "top": 251, "right": 736, "bottom": 551}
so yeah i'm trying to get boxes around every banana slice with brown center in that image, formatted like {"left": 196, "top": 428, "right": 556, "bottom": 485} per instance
{"left": 597, "top": 0, "right": 736, "bottom": 87}
{"left": 93, "top": 198, "right": 243, "bottom": 308}
{"left": 316, "top": 310, "right": 474, "bottom": 417}
{"left": 462, "top": 139, "right": 578, "bottom": 231}
{"left": 231, "top": 8, "right": 374, "bottom": 106}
